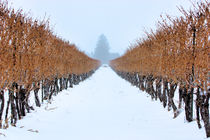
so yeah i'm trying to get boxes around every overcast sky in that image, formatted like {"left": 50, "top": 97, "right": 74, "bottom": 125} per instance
{"left": 8, "top": 0, "right": 200, "bottom": 55}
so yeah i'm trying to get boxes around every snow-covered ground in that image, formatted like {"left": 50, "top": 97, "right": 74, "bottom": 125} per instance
{"left": 0, "top": 66, "right": 208, "bottom": 140}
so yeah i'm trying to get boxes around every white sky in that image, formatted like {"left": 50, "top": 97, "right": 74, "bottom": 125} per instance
{"left": 8, "top": 0, "right": 200, "bottom": 55}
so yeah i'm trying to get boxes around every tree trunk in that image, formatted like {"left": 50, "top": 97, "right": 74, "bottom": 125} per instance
{"left": 156, "top": 78, "right": 162, "bottom": 102}
{"left": 178, "top": 86, "right": 183, "bottom": 109}
{"left": 168, "top": 83, "right": 178, "bottom": 118}
{"left": 59, "top": 78, "right": 63, "bottom": 91}
{"left": 34, "top": 88, "right": 41, "bottom": 107}
{"left": 15, "top": 90, "right": 21, "bottom": 120}
{"left": 184, "top": 87, "right": 193, "bottom": 122}
{"left": 41, "top": 80, "right": 44, "bottom": 103}
{"left": 196, "top": 87, "right": 201, "bottom": 129}
{"left": 0, "top": 90, "right": 4, "bottom": 128}
{"left": 69, "top": 74, "right": 73, "bottom": 88}
{"left": 64, "top": 78, "right": 68, "bottom": 89}
{"left": 201, "top": 94, "right": 210, "bottom": 138}
{"left": 49, "top": 84, "right": 55, "bottom": 100}
{"left": 9, "top": 89, "right": 17, "bottom": 126}
{"left": 19, "top": 87, "right": 26, "bottom": 116}
{"left": 55, "top": 78, "right": 59, "bottom": 94}
{"left": 162, "top": 79, "right": 168, "bottom": 108}
{"left": 4, "top": 92, "right": 11, "bottom": 129}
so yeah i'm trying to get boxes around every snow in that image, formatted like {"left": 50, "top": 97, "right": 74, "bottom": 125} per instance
{"left": 0, "top": 66, "right": 208, "bottom": 140}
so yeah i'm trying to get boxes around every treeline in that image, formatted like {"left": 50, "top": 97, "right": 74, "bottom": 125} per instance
{"left": 110, "top": 1, "right": 209, "bottom": 138}
{"left": 0, "top": 1, "right": 100, "bottom": 129}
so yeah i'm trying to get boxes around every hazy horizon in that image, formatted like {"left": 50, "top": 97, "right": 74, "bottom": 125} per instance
{"left": 8, "top": 0, "right": 201, "bottom": 56}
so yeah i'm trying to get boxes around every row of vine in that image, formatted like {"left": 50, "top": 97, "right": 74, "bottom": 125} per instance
{"left": 0, "top": 0, "right": 100, "bottom": 129}
{"left": 110, "top": 1, "right": 209, "bottom": 137}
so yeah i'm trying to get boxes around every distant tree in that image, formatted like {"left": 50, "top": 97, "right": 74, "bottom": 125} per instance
{"left": 93, "top": 34, "right": 110, "bottom": 64}
{"left": 93, "top": 34, "right": 120, "bottom": 64}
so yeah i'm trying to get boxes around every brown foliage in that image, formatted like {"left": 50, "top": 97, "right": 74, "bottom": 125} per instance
{"left": 0, "top": 0, "right": 100, "bottom": 90}
{"left": 111, "top": 2, "right": 209, "bottom": 137}
{"left": 111, "top": 1, "right": 209, "bottom": 91}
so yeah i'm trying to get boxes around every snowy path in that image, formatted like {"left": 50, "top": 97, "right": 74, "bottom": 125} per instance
{"left": 1, "top": 66, "right": 207, "bottom": 140}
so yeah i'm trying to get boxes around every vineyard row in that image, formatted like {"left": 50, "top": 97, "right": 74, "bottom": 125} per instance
{"left": 0, "top": 1, "right": 100, "bottom": 129}
{"left": 110, "top": 1, "right": 209, "bottom": 138}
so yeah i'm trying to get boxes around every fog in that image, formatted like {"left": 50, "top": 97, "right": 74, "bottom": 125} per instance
{"left": 8, "top": 0, "right": 200, "bottom": 56}
{"left": 93, "top": 34, "right": 119, "bottom": 64}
